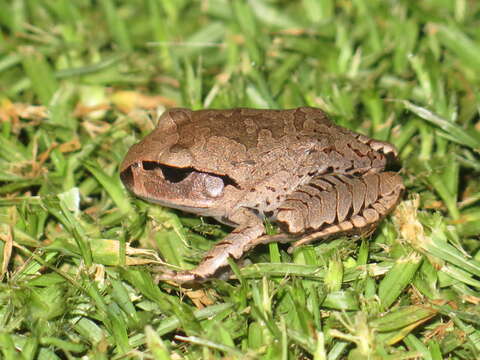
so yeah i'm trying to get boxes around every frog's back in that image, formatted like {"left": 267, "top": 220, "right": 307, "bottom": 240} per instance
{"left": 151, "top": 107, "right": 334, "bottom": 181}
{"left": 170, "top": 107, "right": 334, "bottom": 151}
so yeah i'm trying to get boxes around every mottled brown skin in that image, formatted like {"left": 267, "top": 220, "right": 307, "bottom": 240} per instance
{"left": 120, "top": 107, "right": 404, "bottom": 284}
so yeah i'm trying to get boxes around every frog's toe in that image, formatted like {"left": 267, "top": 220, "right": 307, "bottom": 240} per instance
{"left": 154, "top": 268, "right": 206, "bottom": 285}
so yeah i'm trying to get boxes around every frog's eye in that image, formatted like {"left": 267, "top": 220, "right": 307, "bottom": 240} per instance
{"left": 121, "top": 161, "right": 239, "bottom": 205}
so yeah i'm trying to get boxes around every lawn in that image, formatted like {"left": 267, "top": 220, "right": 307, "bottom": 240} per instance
{"left": 1, "top": 0, "right": 480, "bottom": 359}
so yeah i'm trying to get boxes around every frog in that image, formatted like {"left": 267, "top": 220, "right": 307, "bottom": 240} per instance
{"left": 120, "top": 107, "right": 404, "bottom": 284}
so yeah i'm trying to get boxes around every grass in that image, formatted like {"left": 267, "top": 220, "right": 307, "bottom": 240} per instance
{"left": 1, "top": 0, "right": 480, "bottom": 359}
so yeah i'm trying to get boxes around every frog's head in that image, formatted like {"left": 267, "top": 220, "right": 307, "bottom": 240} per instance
{"left": 120, "top": 109, "right": 241, "bottom": 213}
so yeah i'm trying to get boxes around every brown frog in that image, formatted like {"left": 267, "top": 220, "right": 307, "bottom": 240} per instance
{"left": 120, "top": 107, "right": 404, "bottom": 284}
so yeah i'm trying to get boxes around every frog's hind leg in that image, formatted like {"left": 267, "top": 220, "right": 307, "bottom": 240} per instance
{"left": 275, "top": 172, "right": 404, "bottom": 251}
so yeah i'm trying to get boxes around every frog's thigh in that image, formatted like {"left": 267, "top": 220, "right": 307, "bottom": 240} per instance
{"left": 276, "top": 172, "right": 404, "bottom": 248}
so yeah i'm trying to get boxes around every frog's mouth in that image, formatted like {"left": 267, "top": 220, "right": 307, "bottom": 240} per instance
{"left": 120, "top": 161, "right": 238, "bottom": 210}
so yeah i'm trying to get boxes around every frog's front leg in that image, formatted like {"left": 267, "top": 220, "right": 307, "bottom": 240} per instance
{"left": 155, "top": 209, "right": 264, "bottom": 284}
{"left": 276, "top": 172, "right": 404, "bottom": 249}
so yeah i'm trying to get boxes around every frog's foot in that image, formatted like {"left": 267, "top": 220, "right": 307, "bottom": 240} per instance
{"left": 155, "top": 210, "right": 265, "bottom": 284}
{"left": 275, "top": 171, "right": 404, "bottom": 251}
{"left": 155, "top": 262, "right": 243, "bottom": 284}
